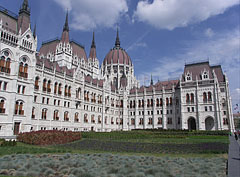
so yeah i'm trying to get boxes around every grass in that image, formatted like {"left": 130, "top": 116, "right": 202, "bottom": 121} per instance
{"left": 81, "top": 131, "right": 229, "bottom": 144}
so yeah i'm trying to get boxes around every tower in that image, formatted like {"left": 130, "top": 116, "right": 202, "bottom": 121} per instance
{"left": 18, "top": 0, "right": 31, "bottom": 34}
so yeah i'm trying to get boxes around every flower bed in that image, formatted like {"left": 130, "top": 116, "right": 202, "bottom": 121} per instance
{"left": 17, "top": 130, "right": 81, "bottom": 146}
{"left": 0, "top": 154, "right": 227, "bottom": 177}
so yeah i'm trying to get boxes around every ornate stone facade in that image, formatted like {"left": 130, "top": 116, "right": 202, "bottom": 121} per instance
{"left": 0, "top": 0, "right": 234, "bottom": 136}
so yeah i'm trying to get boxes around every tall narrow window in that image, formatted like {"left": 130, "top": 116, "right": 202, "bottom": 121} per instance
{"left": 43, "top": 79, "right": 47, "bottom": 92}
{"left": 170, "top": 97, "right": 173, "bottom": 106}
{"left": 64, "top": 85, "right": 68, "bottom": 97}
{"left": 190, "top": 93, "right": 194, "bottom": 103}
{"left": 208, "top": 92, "right": 212, "bottom": 102}
{"left": 58, "top": 83, "right": 62, "bottom": 95}
{"left": 18, "top": 62, "right": 24, "bottom": 77}
{"left": 0, "top": 99, "right": 5, "bottom": 113}
{"left": 160, "top": 98, "right": 163, "bottom": 106}
{"left": 64, "top": 112, "right": 69, "bottom": 121}
{"left": 5, "top": 58, "right": 11, "bottom": 74}
{"left": 75, "top": 113, "right": 79, "bottom": 122}
{"left": 41, "top": 109, "right": 47, "bottom": 120}
{"left": 166, "top": 98, "right": 169, "bottom": 106}
{"left": 47, "top": 80, "right": 51, "bottom": 93}
{"left": 68, "top": 86, "right": 71, "bottom": 97}
{"left": 203, "top": 92, "right": 207, "bottom": 103}
{"left": 15, "top": 101, "right": 19, "bottom": 115}
{"left": 32, "top": 107, "right": 35, "bottom": 119}
{"left": 23, "top": 64, "right": 28, "bottom": 78}
{"left": 186, "top": 94, "right": 190, "bottom": 103}
{"left": 19, "top": 102, "right": 24, "bottom": 115}
{"left": 0, "top": 56, "right": 5, "bottom": 72}
{"left": 54, "top": 82, "right": 57, "bottom": 94}
{"left": 35, "top": 77, "right": 39, "bottom": 90}
{"left": 156, "top": 99, "right": 159, "bottom": 107}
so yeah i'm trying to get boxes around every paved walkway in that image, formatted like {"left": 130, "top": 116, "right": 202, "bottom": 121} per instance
{"left": 228, "top": 135, "right": 240, "bottom": 177}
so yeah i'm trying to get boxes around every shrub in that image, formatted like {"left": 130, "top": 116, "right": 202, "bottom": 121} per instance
{"left": 0, "top": 139, "right": 17, "bottom": 147}
{"left": 17, "top": 130, "right": 81, "bottom": 145}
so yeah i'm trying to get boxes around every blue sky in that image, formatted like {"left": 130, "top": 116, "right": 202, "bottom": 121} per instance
{"left": 2, "top": 0, "right": 240, "bottom": 112}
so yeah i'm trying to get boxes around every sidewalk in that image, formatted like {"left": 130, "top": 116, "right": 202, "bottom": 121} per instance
{"left": 228, "top": 135, "right": 240, "bottom": 177}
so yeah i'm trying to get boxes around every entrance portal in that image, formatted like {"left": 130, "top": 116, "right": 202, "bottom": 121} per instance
{"left": 14, "top": 122, "right": 20, "bottom": 135}
{"left": 205, "top": 117, "right": 214, "bottom": 130}
{"left": 188, "top": 117, "right": 196, "bottom": 130}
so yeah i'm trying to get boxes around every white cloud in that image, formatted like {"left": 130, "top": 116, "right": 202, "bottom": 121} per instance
{"left": 205, "top": 28, "right": 214, "bottom": 38}
{"left": 138, "top": 28, "right": 240, "bottom": 106}
{"left": 53, "top": 0, "right": 128, "bottom": 31}
{"left": 133, "top": 0, "right": 239, "bottom": 30}
{"left": 127, "top": 42, "right": 147, "bottom": 51}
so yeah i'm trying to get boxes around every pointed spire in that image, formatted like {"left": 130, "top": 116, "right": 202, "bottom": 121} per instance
{"left": 115, "top": 27, "right": 120, "bottom": 47}
{"left": 63, "top": 10, "right": 69, "bottom": 32}
{"left": 150, "top": 74, "right": 153, "bottom": 85}
{"left": 19, "top": 0, "right": 30, "bottom": 15}
{"left": 33, "top": 23, "right": 36, "bottom": 39}
{"left": 91, "top": 31, "right": 96, "bottom": 48}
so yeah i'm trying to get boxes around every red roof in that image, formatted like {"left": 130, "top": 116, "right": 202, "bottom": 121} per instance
{"left": 103, "top": 47, "right": 132, "bottom": 65}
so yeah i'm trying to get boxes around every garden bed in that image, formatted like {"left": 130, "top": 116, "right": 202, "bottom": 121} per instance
{"left": 0, "top": 153, "right": 227, "bottom": 177}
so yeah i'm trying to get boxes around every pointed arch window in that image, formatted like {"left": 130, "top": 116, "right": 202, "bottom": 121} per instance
{"left": 0, "top": 51, "right": 11, "bottom": 74}
{"left": 64, "top": 111, "right": 69, "bottom": 121}
{"left": 58, "top": 83, "right": 62, "bottom": 95}
{"left": 186, "top": 94, "right": 190, "bottom": 104}
{"left": 18, "top": 62, "right": 24, "bottom": 77}
{"left": 91, "top": 115, "right": 95, "bottom": 123}
{"left": 75, "top": 113, "right": 79, "bottom": 122}
{"left": 15, "top": 101, "right": 24, "bottom": 115}
{"left": 147, "top": 99, "right": 150, "bottom": 107}
{"left": 160, "top": 98, "right": 163, "bottom": 106}
{"left": 170, "top": 97, "right": 173, "bottom": 106}
{"left": 42, "top": 79, "right": 47, "bottom": 92}
{"left": 190, "top": 93, "right": 194, "bottom": 103}
{"left": 41, "top": 109, "right": 47, "bottom": 120}
{"left": 0, "top": 99, "right": 5, "bottom": 113}
{"left": 35, "top": 77, "right": 39, "bottom": 90}
{"left": 54, "top": 82, "right": 58, "bottom": 94}
{"left": 84, "top": 114, "right": 88, "bottom": 123}
{"left": 5, "top": 58, "right": 11, "bottom": 74}
{"left": 166, "top": 98, "right": 169, "bottom": 106}
{"left": 23, "top": 64, "right": 28, "bottom": 78}
{"left": 53, "top": 110, "right": 59, "bottom": 121}
{"left": 208, "top": 92, "right": 212, "bottom": 102}
{"left": 47, "top": 80, "right": 51, "bottom": 93}
{"left": 156, "top": 98, "right": 159, "bottom": 107}
{"left": 203, "top": 92, "right": 207, "bottom": 103}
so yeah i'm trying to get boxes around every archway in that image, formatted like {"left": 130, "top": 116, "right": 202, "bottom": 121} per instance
{"left": 205, "top": 117, "right": 214, "bottom": 130}
{"left": 188, "top": 117, "right": 196, "bottom": 130}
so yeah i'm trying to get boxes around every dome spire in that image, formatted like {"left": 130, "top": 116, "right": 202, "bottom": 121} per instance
{"left": 63, "top": 10, "right": 69, "bottom": 32}
{"left": 115, "top": 27, "right": 120, "bottom": 47}
{"left": 150, "top": 74, "right": 153, "bottom": 85}
{"left": 91, "top": 31, "right": 96, "bottom": 48}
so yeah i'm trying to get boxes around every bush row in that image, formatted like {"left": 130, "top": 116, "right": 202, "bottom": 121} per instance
{"left": 0, "top": 139, "right": 17, "bottom": 147}
{"left": 17, "top": 130, "right": 81, "bottom": 146}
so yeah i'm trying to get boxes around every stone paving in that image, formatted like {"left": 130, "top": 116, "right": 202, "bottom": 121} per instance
{"left": 228, "top": 135, "right": 240, "bottom": 177}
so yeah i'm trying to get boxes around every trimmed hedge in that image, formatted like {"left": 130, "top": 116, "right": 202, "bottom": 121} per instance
{"left": 17, "top": 130, "right": 81, "bottom": 146}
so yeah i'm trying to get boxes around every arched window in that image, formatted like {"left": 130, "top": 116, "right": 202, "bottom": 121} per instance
{"left": 0, "top": 99, "right": 5, "bottom": 113}
{"left": 147, "top": 99, "right": 150, "bottom": 107}
{"left": 19, "top": 102, "right": 24, "bottom": 115}
{"left": 156, "top": 99, "right": 159, "bottom": 107}
{"left": 133, "top": 100, "right": 136, "bottom": 108}
{"left": 41, "top": 109, "right": 47, "bottom": 120}
{"left": 170, "top": 97, "right": 173, "bottom": 106}
{"left": 166, "top": 98, "right": 169, "bottom": 106}
{"left": 130, "top": 101, "right": 132, "bottom": 108}
{"left": 53, "top": 110, "right": 59, "bottom": 121}
{"left": 54, "top": 82, "right": 58, "bottom": 94}
{"left": 5, "top": 58, "right": 11, "bottom": 74}
{"left": 75, "top": 113, "right": 79, "bottom": 122}
{"left": 142, "top": 99, "right": 144, "bottom": 107}
{"left": 23, "top": 64, "right": 28, "bottom": 78}
{"left": 58, "top": 83, "right": 62, "bottom": 95}
{"left": 186, "top": 94, "right": 190, "bottom": 103}
{"left": 98, "top": 116, "right": 101, "bottom": 124}
{"left": 18, "top": 62, "right": 24, "bottom": 77}
{"left": 203, "top": 92, "right": 207, "bottom": 103}
{"left": 208, "top": 92, "right": 212, "bottom": 102}
{"left": 0, "top": 56, "right": 5, "bottom": 72}
{"left": 111, "top": 117, "right": 114, "bottom": 124}
{"left": 64, "top": 85, "right": 68, "bottom": 97}
{"left": 138, "top": 100, "right": 141, "bottom": 108}
{"left": 15, "top": 101, "right": 19, "bottom": 115}
{"left": 190, "top": 93, "right": 194, "bottom": 103}
{"left": 47, "top": 80, "right": 51, "bottom": 93}
{"left": 131, "top": 118, "right": 135, "bottom": 125}
{"left": 35, "top": 77, "right": 39, "bottom": 90}
{"left": 84, "top": 114, "right": 88, "bottom": 123}
{"left": 31, "top": 107, "right": 35, "bottom": 119}
{"left": 42, "top": 79, "right": 47, "bottom": 92}
{"left": 160, "top": 98, "right": 163, "bottom": 106}
{"left": 64, "top": 112, "right": 69, "bottom": 121}
{"left": 151, "top": 99, "right": 153, "bottom": 107}
{"left": 68, "top": 86, "right": 71, "bottom": 97}
{"left": 91, "top": 115, "right": 95, "bottom": 123}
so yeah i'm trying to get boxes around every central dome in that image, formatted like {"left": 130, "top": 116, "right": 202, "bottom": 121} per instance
{"left": 103, "top": 29, "right": 132, "bottom": 66}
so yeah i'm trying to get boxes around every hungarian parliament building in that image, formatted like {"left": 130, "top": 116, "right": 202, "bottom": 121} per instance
{"left": 0, "top": 0, "right": 235, "bottom": 136}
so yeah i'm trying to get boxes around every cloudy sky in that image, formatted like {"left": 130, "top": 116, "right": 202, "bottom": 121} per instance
{"left": 2, "top": 0, "right": 240, "bottom": 112}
